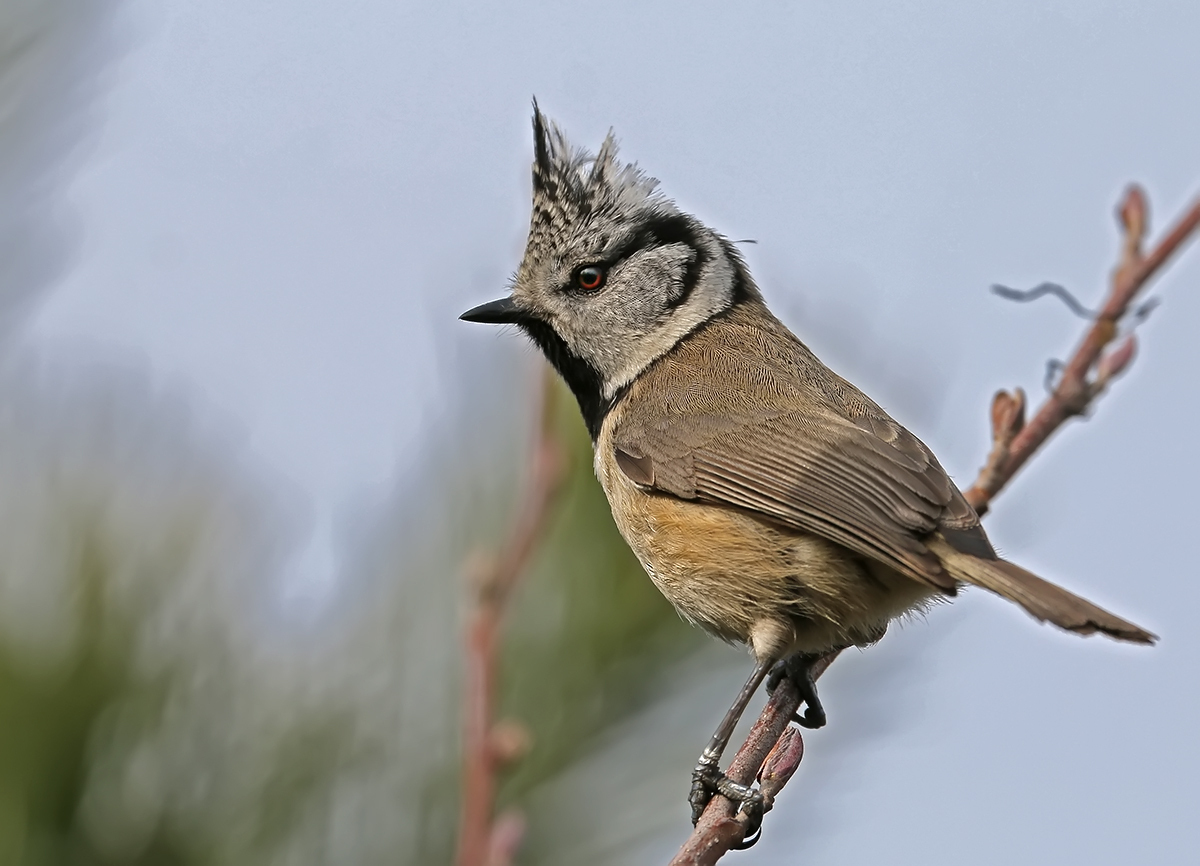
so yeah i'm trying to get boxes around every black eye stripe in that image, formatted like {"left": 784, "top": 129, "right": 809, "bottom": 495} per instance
{"left": 607, "top": 214, "right": 700, "bottom": 263}
{"left": 561, "top": 215, "right": 709, "bottom": 304}
{"left": 598, "top": 214, "right": 709, "bottom": 308}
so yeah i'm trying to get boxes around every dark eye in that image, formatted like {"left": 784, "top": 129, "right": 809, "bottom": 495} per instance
{"left": 575, "top": 265, "right": 606, "bottom": 292}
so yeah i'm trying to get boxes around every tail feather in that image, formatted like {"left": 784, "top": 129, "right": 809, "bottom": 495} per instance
{"left": 928, "top": 536, "right": 1156, "bottom": 644}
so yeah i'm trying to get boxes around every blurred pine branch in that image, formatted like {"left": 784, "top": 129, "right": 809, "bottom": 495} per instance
{"left": 498, "top": 381, "right": 705, "bottom": 808}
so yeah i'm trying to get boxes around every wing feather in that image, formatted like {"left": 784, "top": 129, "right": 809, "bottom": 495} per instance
{"left": 610, "top": 308, "right": 986, "bottom": 591}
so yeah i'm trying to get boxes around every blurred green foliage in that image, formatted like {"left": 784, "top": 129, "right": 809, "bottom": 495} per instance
{"left": 0, "top": 356, "right": 726, "bottom": 866}
{"left": 0, "top": 8, "right": 721, "bottom": 862}
{"left": 0, "top": 566, "right": 147, "bottom": 866}
{"left": 499, "top": 382, "right": 704, "bottom": 809}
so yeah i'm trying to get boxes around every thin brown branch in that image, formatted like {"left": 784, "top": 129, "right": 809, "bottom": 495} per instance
{"left": 967, "top": 388, "right": 1027, "bottom": 507}
{"left": 673, "top": 185, "right": 1199, "bottom": 861}
{"left": 671, "top": 653, "right": 837, "bottom": 865}
{"left": 670, "top": 680, "right": 802, "bottom": 866}
{"left": 456, "top": 369, "right": 567, "bottom": 866}
{"left": 483, "top": 809, "right": 526, "bottom": 866}
{"left": 964, "top": 187, "right": 1200, "bottom": 514}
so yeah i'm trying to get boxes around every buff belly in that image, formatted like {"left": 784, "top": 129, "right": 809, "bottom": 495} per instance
{"left": 597, "top": 454, "right": 939, "bottom": 662}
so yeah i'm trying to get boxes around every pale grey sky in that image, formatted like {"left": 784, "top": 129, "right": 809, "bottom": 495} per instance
{"left": 11, "top": 1, "right": 1200, "bottom": 862}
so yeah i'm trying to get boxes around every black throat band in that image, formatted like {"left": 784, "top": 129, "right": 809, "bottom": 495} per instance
{"left": 518, "top": 319, "right": 627, "bottom": 441}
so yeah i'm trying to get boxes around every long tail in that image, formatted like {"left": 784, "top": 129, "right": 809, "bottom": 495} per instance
{"left": 927, "top": 535, "right": 1156, "bottom": 644}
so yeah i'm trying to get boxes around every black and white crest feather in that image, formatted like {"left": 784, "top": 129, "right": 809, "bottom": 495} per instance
{"left": 504, "top": 103, "right": 758, "bottom": 439}
{"left": 526, "top": 100, "right": 670, "bottom": 264}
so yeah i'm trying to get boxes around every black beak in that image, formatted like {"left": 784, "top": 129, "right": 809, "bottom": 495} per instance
{"left": 459, "top": 296, "right": 525, "bottom": 325}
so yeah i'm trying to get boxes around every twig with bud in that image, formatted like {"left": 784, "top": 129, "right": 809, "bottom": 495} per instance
{"left": 673, "top": 184, "right": 1200, "bottom": 862}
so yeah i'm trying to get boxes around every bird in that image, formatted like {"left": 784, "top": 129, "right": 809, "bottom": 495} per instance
{"left": 460, "top": 103, "right": 1155, "bottom": 841}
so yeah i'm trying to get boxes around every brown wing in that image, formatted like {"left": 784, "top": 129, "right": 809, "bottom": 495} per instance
{"left": 609, "top": 303, "right": 989, "bottom": 592}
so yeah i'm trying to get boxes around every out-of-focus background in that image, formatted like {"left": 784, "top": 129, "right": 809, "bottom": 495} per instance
{"left": 1, "top": 1, "right": 1197, "bottom": 864}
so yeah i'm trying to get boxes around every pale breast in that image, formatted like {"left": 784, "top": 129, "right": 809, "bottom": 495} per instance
{"left": 594, "top": 426, "right": 937, "bottom": 658}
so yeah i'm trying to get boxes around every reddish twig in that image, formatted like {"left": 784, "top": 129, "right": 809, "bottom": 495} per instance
{"left": 672, "top": 185, "right": 1199, "bottom": 861}
{"left": 483, "top": 809, "right": 526, "bottom": 866}
{"left": 756, "top": 725, "right": 806, "bottom": 812}
{"left": 456, "top": 369, "right": 567, "bottom": 866}
{"left": 964, "top": 186, "right": 1200, "bottom": 514}
{"left": 670, "top": 653, "right": 834, "bottom": 866}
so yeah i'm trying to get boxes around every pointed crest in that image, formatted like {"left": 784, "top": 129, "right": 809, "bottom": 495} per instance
{"left": 526, "top": 100, "right": 668, "bottom": 244}
{"left": 531, "top": 97, "right": 554, "bottom": 184}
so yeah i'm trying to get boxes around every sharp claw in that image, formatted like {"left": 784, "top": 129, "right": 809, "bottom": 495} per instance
{"left": 796, "top": 703, "right": 826, "bottom": 729}
{"left": 771, "top": 654, "right": 828, "bottom": 729}
{"left": 731, "top": 805, "right": 764, "bottom": 850}
{"left": 689, "top": 765, "right": 765, "bottom": 841}
{"left": 732, "top": 790, "right": 766, "bottom": 849}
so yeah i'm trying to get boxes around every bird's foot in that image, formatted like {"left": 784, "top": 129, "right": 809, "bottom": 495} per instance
{"left": 767, "top": 653, "right": 827, "bottom": 729}
{"left": 689, "top": 764, "right": 765, "bottom": 848}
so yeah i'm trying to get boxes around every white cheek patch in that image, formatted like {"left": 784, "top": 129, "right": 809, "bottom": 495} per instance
{"left": 601, "top": 255, "right": 736, "bottom": 400}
